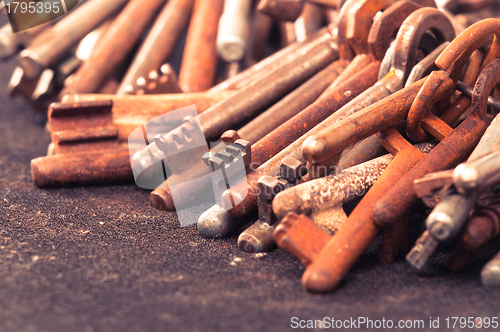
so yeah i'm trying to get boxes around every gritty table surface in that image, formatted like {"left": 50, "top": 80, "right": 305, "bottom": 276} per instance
{"left": 1, "top": 26, "right": 500, "bottom": 332}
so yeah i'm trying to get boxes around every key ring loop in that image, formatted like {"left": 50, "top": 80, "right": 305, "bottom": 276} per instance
{"left": 406, "top": 19, "right": 500, "bottom": 142}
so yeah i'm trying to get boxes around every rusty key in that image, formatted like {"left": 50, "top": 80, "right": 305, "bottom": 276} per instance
{"left": 305, "top": 27, "right": 499, "bottom": 290}
{"left": 139, "top": 28, "right": 339, "bottom": 205}
{"left": 296, "top": 11, "right": 463, "bottom": 292}
{"left": 273, "top": 212, "right": 331, "bottom": 267}
{"left": 31, "top": 18, "right": 113, "bottom": 105}
{"left": 196, "top": 64, "right": 376, "bottom": 237}
{"left": 31, "top": 88, "right": 235, "bottom": 188}
{"left": 240, "top": 0, "right": 423, "bottom": 186}
{"left": 210, "top": 25, "right": 338, "bottom": 93}
{"left": 273, "top": 152, "right": 396, "bottom": 233}
{"left": 301, "top": 7, "right": 455, "bottom": 168}
{"left": 46, "top": 28, "right": 338, "bottom": 188}
{"left": 237, "top": 175, "right": 288, "bottom": 252}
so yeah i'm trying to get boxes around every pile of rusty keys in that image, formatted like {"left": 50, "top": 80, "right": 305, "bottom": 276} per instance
{"left": 2, "top": 0, "right": 500, "bottom": 293}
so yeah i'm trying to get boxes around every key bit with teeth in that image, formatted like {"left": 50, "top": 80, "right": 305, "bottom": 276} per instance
{"left": 217, "top": 0, "right": 416, "bottom": 221}
{"left": 47, "top": 100, "right": 119, "bottom": 155}
{"left": 60, "top": 90, "right": 236, "bottom": 141}
{"left": 197, "top": 140, "right": 253, "bottom": 237}
{"left": 237, "top": 175, "right": 288, "bottom": 253}
{"left": 406, "top": 230, "right": 440, "bottom": 269}
{"left": 30, "top": 100, "right": 134, "bottom": 187}
{"left": 273, "top": 212, "right": 331, "bottom": 267}
{"left": 237, "top": 157, "right": 303, "bottom": 253}
{"left": 141, "top": 20, "right": 344, "bottom": 212}
{"left": 409, "top": 156, "right": 500, "bottom": 269}
{"left": 132, "top": 113, "right": 208, "bottom": 188}
{"left": 202, "top": 140, "right": 250, "bottom": 207}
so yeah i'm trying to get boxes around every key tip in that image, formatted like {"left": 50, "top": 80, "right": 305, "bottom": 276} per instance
{"left": 302, "top": 136, "right": 328, "bottom": 163}
{"left": 150, "top": 188, "right": 176, "bottom": 211}
{"left": 481, "top": 262, "right": 500, "bottom": 289}
{"left": 302, "top": 267, "right": 338, "bottom": 293}
{"left": 19, "top": 49, "right": 42, "bottom": 78}
{"left": 238, "top": 233, "right": 262, "bottom": 253}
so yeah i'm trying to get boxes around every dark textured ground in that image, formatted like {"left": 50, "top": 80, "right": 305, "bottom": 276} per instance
{"left": 1, "top": 25, "right": 500, "bottom": 332}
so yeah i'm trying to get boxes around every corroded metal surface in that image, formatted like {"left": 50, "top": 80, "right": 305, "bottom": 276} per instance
{"left": 198, "top": 33, "right": 338, "bottom": 141}
{"left": 210, "top": 26, "right": 339, "bottom": 93}
{"left": 273, "top": 152, "right": 395, "bottom": 232}
{"left": 290, "top": 9, "right": 459, "bottom": 292}
{"left": 216, "top": 0, "right": 427, "bottom": 219}
{"left": 246, "top": 0, "right": 409, "bottom": 167}
{"left": 148, "top": 31, "right": 341, "bottom": 212}
{"left": 31, "top": 147, "right": 133, "bottom": 187}
{"left": 410, "top": 96, "right": 500, "bottom": 270}
{"left": 48, "top": 100, "right": 118, "bottom": 155}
